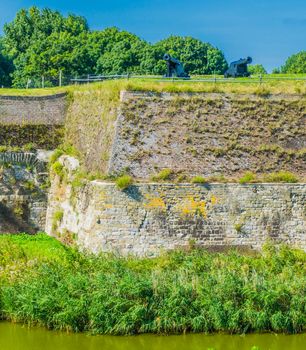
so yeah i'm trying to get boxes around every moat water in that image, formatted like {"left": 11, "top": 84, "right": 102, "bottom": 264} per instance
{"left": 0, "top": 322, "right": 305, "bottom": 350}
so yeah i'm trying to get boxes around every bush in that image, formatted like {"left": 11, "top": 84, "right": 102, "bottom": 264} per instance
{"left": 151, "top": 169, "right": 173, "bottom": 181}
{"left": 51, "top": 161, "right": 64, "bottom": 178}
{"left": 191, "top": 176, "right": 207, "bottom": 184}
{"left": 116, "top": 175, "right": 133, "bottom": 190}
{"left": 239, "top": 171, "right": 257, "bottom": 184}
{"left": 263, "top": 171, "right": 299, "bottom": 183}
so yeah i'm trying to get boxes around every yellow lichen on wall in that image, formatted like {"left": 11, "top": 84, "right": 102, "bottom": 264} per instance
{"left": 97, "top": 190, "right": 113, "bottom": 209}
{"left": 144, "top": 195, "right": 166, "bottom": 211}
{"left": 178, "top": 196, "right": 207, "bottom": 218}
{"left": 210, "top": 195, "right": 218, "bottom": 205}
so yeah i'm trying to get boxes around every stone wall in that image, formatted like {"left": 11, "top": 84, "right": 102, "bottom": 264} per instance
{"left": 108, "top": 91, "right": 306, "bottom": 179}
{"left": 0, "top": 152, "right": 49, "bottom": 233}
{"left": 0, "top": 93, "right": 67, "bottom": 125}
{"left": 45, "top": 157, "right": 306, "bottom": 256}
{"left": 0, "top": 93, "right": 66, "bottom": 148}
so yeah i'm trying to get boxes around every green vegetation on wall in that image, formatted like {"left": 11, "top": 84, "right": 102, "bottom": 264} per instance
{"left": 0, "top": 234, "right": 305, "bottom": 335}
{"left": 0, "top": 125, "right": 64, "bottom": 149}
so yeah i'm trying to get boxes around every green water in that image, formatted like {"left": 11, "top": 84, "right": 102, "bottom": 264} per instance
{"left": 0, "top": 323, "right": 305, "bottom": 350}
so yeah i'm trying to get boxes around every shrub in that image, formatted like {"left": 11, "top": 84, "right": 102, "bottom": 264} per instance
{"left": 51, "top": 161, "right": 64, "bottom": 178}
{"left": 50, "top": 149, "right": 64, "bottom": 164}
{"left": 239, "top": 171, "right": 257, "bottom": 184}
{"left": 234, "top": 223, "right": 243, "bottom": 233}
{"left": 52, "top": 210, "right": 64, "bottom": 231}
{"left": 116, "top": 175, "right": 133, "bottom": 190}
{"left": 151, "top": 169, "right": 173, "bottom": 181}
{"left": 263, "top": 171, "right": 299, "bottom": 183}
{"left": 191, "top": 176, "right": 207, "bottom": 184}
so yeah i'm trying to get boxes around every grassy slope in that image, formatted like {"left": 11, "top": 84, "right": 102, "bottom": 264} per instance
{"left": 0, "top": 234, "right": 305, "bottom": 335}
{"left": 0, "top": 75, "right": 305, "bottom": 96}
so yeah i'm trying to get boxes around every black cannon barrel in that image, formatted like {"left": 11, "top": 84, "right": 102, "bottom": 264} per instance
{"left": 224, "top": 56, "right": 252, "bottom": 78}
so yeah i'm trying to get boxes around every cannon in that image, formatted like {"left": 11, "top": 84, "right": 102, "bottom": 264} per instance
{"left": 163, "top": 54, "right": 190, "bottom": 78}
{"left": 224, "top": 56, "right": 252, "bottom": 78}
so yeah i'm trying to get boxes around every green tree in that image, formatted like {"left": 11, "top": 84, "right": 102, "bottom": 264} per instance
{"left": 0, "top": 39, "right": 13, "bottom": 86}
{"left": 281, "top": 51, "right": 306, "bottom": 74}
{"left": 153, "top": 36, "right": 228, "bottom": 75}
{"left": 2, "top": 7, "right": 230, "bottom": 85}
{"left": 248, "top": 64, "right": 267, "bottom": 75}
{"left": 93, "top": 28, "right": 151, "bottom": 74}
{"left": 3, "top": 6, "right": 89, "bottom": 86}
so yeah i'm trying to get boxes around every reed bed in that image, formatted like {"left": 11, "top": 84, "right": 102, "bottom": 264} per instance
{"left": 0, "top": 234, "right": 305, "bottom": 335}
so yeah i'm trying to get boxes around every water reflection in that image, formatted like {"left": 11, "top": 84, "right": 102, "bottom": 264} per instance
{"left": 0, "top": 322, "right": 304, "bottom": 350}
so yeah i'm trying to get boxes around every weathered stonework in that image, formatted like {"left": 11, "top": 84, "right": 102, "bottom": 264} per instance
{"left": 108, "top": 91, "right": 306, "bottom": 179}
{"left": 45, "top": 157, "right": 306, "bottom": 256}
{"left": 0, "top": 93, "right": 67, "bottom": 125}
{"left": 0, "top": 152, "right": 49, "bottom": 233}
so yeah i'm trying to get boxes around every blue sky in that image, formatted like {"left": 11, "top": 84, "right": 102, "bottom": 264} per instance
{"left": 0, "top": 0, "right": 305, "bottom": 71}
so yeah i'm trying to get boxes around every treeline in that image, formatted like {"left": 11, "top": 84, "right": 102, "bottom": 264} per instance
{"left": 0, "top": 7, "right": 228, "bottom": 87}
{"left": 0, "top": 7, "right": 305, "bottom": 88}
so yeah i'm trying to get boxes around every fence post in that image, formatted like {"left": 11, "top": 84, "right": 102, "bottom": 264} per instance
{"left": 59, "top": 70, "right": 62, "bottom": 87}
{"left": 87, "top": 74, "right": 90, "bottom": 84}
{"left": 259, "top": 74, "right": 262, "bottom": 85}
{"left": 42, "top": 76, "right": 45, "bottom": 89}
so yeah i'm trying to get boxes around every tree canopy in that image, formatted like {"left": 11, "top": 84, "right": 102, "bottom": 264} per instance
{"left": 0, "top": 39, "right": 13, "bottom": 87}
{"left": 248, "top": 64, "right": 267, "bottom": 75}
{"left": 2, "top": 7, "right": 229, "bottom": 86}
{"left": 1, "top": 7, "right": 305, "bottom": 87}
{"left": 153, "top": 36, "right": 228, "bottom": 75}
{"left": 3, "top": 7, "right": 89, "bottom": 86}
{"left": 281, "top": 51, "right": 306, "bottom": 74}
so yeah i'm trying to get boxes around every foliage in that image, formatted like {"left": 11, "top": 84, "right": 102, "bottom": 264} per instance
{"left": 239, "top": 172, "right": 257, "bottom": 184}
{"left": 115, "top": 175, "right": 133, "bottom": 190}
{"left": 93, "top": 28, "right": 152, "bottom": 75}
{"left": 1, "top": 7, "right": 228, "bottom": 86}
{"left": 153, "top": 36, "right": 228, "bottom": 75}
{"left": 248, "top": 64, "right": 267, "bottom": 75}
{"left": 151, "top": 169, "right": 173, "bottom": 181}
{"left": 262, "top": 171, "right": 299, "bottom": 183}
{"left": 0, "top": 39, "right": 13, "bottom": 87}
{"left": 0, "top": 234, "right": 305, "bottom": 335}
{"left": 281, "top": 51, "right": 306, "bottom": 74}
{"left": 3, "top": 7, "right": 89, "bottom": 87}
{"left": 191, "top": 176, "right": 207, "bottom": 184}
{"left": 51, "top": 161, "right": 64, "bottom": 178}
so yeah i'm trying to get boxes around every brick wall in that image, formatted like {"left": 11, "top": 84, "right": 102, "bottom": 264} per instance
{"left": 0, "top": 93, "right": 67, "bottom": 125}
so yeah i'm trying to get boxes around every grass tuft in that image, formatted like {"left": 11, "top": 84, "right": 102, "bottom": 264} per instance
{"left": 116, "top": 175, "right": 133, "bottom": 190}
{"left": 262, "top": 171, "right": 299, "bottom": 183}
{"left": 151, "top": 169, "right": 173, "bottom": 182}
{"left": 239, "top": 171, "right": 257, "bottom": 184}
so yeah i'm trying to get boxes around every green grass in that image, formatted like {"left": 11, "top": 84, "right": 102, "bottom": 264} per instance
{"left": 0, "top": 233, "right": 67, "bottom": 261}
{"left": 0, "top": 234, "right": 305, "bottom": 335}
{"left": 262, "top": 171, "right": 299, "bottom": 183}
{"left": 115, "top": 175, "right": 133, "bottom": 190}
{"left": 151, "top": 169, "right": 173, "bottom": 181}
{"left": 0, "top": 75, "right": 305, "bottom": 96}
{"left": 239, "top": 172, "right": 257, "bottom": 184}
{"left": 191, "top": 176, "right": 207, "bottom": 184}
